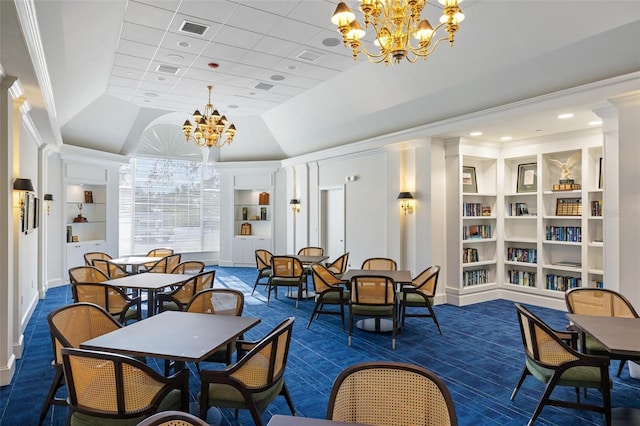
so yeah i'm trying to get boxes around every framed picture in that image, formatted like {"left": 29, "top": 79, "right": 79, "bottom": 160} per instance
{"left": 23, "top": 192, "right": 35, "bottom": 234}
{"left": 598, "top": 157, "right": 603, "bottom": 189}
{"left": 462, "top": 166, "right": 477, "bottom": 193}
{"left": 33, "top": 197, "right": 40, "bottom": 229}
{"left": 517, "top": 163, "right": 537, "bottom": 193}
{"left": 84, "top": 190, "right": 94, "bottom": 203}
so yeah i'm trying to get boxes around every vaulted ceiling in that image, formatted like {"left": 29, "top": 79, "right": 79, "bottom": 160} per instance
{"left": 3, "top": 0, "right": 640, "bottom": 162}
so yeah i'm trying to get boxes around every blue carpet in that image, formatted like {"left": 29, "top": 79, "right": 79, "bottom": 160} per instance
{"left": 1, "top": 266, "right": 639, "bottom": 425}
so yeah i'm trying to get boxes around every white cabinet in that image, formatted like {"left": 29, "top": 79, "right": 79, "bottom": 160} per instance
{"left": 65, "top": 184, "right": 106, "bottom": 243}
{"left": 234, "top": 190, "right": 272, "bottom": 237}
{"left": 232, "top": 236, "right": 272, "bottom": 265}
{"left": 66, "top": 240, "right": 107, "bottom": 270}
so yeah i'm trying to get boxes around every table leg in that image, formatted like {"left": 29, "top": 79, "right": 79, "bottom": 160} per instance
{"left": 356, "top": 318, "right": 394, "bottom": 332}
{"left": 147, "top": 290, "right": 156, "bottom": 316}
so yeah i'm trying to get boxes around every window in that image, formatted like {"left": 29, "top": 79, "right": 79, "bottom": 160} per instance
{"left": 119, "top": 158, "right": 220, "bottom": 255}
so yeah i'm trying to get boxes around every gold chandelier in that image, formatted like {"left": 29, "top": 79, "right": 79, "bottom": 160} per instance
{"left": 182, "top": 85, "right": 237, "bottom": 148}
{"left": 331, "top": 0, "right": 464, "bottom": 65}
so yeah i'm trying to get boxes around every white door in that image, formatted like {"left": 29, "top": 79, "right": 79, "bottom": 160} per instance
{"left": 321, "top": 187, "right": 345, "bottom": 262}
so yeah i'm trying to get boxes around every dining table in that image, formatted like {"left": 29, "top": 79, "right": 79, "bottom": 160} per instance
{"left": 341, "top": 269, "right": 413, "bottom": 332}
{"left": 105, "top": 273, "right": 191, "bottom": 316}
{"left": 80, "top": 311, "right": 261, "bottom": 371}
{"left": 109, "top": 256, "right": 159, "bottom": 273}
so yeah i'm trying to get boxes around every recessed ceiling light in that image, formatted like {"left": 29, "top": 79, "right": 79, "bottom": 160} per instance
{"left": 589, "top": 120, "right": 603, "bottom": 126}
{"left": 157, "top": 76, "right": 166, "bottom": 81}
{"left": 500, "top": 136, "right": 513, "bottom": 141}
{"left": 270, "top": 75, "right": 285, "bottom": 81}
{"left": 558, "top": 113, "right": 574, "bottom": 119}
{"left": 288, "top": 65, "right": 297, "bottom": 70}
{"left": 167, "top": 54, "right": 184, "bottom": 60}
{"left": 469, "top": 131, "right": 482, "bottom": 136}
{"left": 144, "top": 92, "right": 158, "bottom": 98}
{"left": 228, "top": 105, "right": 239, "bottom": 109}
{"left": 322, "top": 37, "right": 341, "bottom": 47}
{"left": 177, "top": 41, "right": 191, "bottom": 48}
{"left": 126, "top": 72, "right": 132, "bottom": 76}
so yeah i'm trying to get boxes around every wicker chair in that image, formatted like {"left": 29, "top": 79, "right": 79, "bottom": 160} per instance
{"left": 297, "top": 246, "right": 324, "bottom": 256}
{"left": 360, "top": 257, "right": 397, "bottom": 271}
{"left": 399, "top": 265, "right": 442, "bottom": 334}
{"left": 72, "top": 282, "right": 142, "bottom": 324}
{"left": 186, "top": 288, "right": 245, "bottom": 368}
{"left": 68, "top": 265, "right": 109, "bottom": 284}
{"left": 267, "top": 256, "right": 305, "bottom": 308}
{"left": 565, "top": 287, "right": 639, "bottom": 377}
{"left": 511, "top": 303, "right": 611, "bottom": 426}
{"left": 170, "top": 260, "right": 205, "bottom": 274}
{"left": 325, "top": 252, "right": 349, "bottom": 277}
{"left": 146, "top": 254, "right": 182, "bottom": 273}
{"left": 252, "top": 249, "right": 272, "bottom": 295}
{"left": 348, "top": 275, "right": 398, "bottom": 349}
{"left": 147, "top": 248, "right": 174, "bottom": 257}
{"left": 136, "top": 411, "right": 209, "bottom": 426}
{"left": 61, "top": 347, "right": 189, "bottom": 425}
{"left": 198, "top": 317, "right": 296, "bottom": 425}
{"left": 307, "top": 263, "right": 348, "bottom": 331}
{"left": 327, "top": 361, "right": 458, "bottom": 426}
{"left": 157, "top": 270, "right": 215, "bottom": 312}
{"left": 83, "top": 251, "right": 112, "bottom": 266}
{"left": 39, "top": 303, "right": 123, "bottom": 426}
{"left": 92, "top": 259, "right": 130, "bottom": 279}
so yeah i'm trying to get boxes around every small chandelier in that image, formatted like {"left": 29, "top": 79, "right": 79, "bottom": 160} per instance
{"left": 182, "top": 85, "right": 237, "bottom": 148}
{"left": 331, "top": 0, "right": 464, "bottom": 65}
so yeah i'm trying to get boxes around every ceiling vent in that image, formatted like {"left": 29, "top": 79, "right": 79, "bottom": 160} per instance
{"left": 180, "top": 21, "right": 209, "bottom": 36}
{"left": 255, "top": 82, "right": 274, "bottom": 91}
{"left": 156, "top": 64, "right": 180, "bottom": 75}
{"left": 297, "top": 50, "right": 323, "bottom": 62}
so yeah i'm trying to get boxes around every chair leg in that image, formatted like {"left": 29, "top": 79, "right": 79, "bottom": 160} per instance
{"left": 348, "top": 310, "right": 353, "bottom": 346}
{"left": 281, "top": 382, "right": 297, "bottom": 416}
{"left": 38, "top": 366, "right": 65, "bottom": 426}
{"left": 510, "top": 366, "right": 529, "bottom": 400}
{"left": 339, "top": 300, "right": 345, "bottom": 332}
{"left": 616, "top": 359, "right": 627, "bottom": 377}
{"left": 527, "top": 377, "right": 559, "bottom": 426}
{"left": 427, "top": 303, "right": 443, "bottom": 335}
{"left": 307, "top": 299, "right": 321, "bottom": 329}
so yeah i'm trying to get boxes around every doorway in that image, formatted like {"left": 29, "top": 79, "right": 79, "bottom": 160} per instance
{"left": 320, "top": 186, "right": 345, "bottom": 262}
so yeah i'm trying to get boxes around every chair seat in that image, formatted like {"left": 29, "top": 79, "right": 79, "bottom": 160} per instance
{"left": 402, "top": 292, "right": 434, "bottom": 306}
{"left": 158, "top": 301, "right": 181, "bottom": 312}
{"left": 202, "top": 377, "right": 284, "bottom": 412}
{"left": 351, "top": 304, "right": 395, "bottom": 315}
{"left": 258, "top": 269, "right": 271, "bottom": 278}
{"left": 270, "top": 277, "right": 301, "bottom": 285}
{"left": 585, "top": 335, "right": 608, "bottom": 354}
{"left": 70, "top": 388, "right": 183, "bottom": 426}
{"left": 316, "top": 291, "right": 349, "bottom": 303}
{"left": 525, "top": 357, "right": 611, "bottom": 390}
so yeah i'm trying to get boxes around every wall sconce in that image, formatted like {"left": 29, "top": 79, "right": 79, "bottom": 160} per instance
{"left": 289, "top": 198, "right": 300, "bottom": 213}
{"left": 44, "top": 193, "right": 54, "bottom": 215}
{"left": 13, "top": 178, "right": 34, "bottom": 218}
{"left": 397, "top": 191, "right": 415, "bottom": 215}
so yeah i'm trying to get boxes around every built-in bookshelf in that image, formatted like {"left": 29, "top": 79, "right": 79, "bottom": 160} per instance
{"left": 446, "top": 132, "right": 603, "bottom": 307}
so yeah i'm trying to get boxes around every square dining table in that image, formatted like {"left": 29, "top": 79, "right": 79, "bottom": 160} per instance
{"left": 105, "top": 273, "right": 191, "bottom": 316}
{"left": 80, "top": 311, "right": 261, "bottom": 371}
{"left": 109, "top": 256, "right": 160, "bottom": 273}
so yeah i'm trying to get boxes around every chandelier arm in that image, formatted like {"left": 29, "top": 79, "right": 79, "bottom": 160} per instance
{"left": 407, "top": 33, "right": 452, "bottom": 58}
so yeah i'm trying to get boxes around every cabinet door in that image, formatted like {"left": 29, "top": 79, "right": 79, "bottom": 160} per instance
{"left": 252, "top": 237, "right": 272, "bottom": 253}
{"left": 66, "top": 243, "right": 86, "bottom": 270}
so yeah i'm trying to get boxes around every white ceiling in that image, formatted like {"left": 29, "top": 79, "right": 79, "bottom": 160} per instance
{"left": 3, "top": 0, "right": 640, "bottom": 161}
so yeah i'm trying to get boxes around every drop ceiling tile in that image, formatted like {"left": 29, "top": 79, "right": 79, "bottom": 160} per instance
{"left": 252, "top": 35, "right": 300, "bottom": 57}
{"left": 109, "top": 75, "right": 143, "bottom": 88}
{"left": 241, "top": 1, "right": 300, "bottom": 16}
{"left": 238, "top": 50, "right": 281, "bottom": 68}
{"left": 160, "top": 31, "right": 212, "bottom": 54}
{"left": 131, "top": 0, "right": 182, "bottom": 12}
{"left": 155, "top": 47, "right": 199, "bottom": 67}
{"left": 288, "top": 1, "right": 337, "bottom": 28}
{"left": 114, "top": 53, "right": 154, "bottom": 70}
{"left": 209, "top": 25, "right": 263, "bottom": 50}
{"left": 120, "top": 22, "right": 166, "bottom": 46}
{"left": 175, "top": 0, "right": 239, "bottom": 24}
{"left": 227, "top": 62, "right": 265, "bottom": 80}
{"left": 198, "top": 44, "right": 247, "bottom": 63}
{"left": 124, "top": 1, "right": 176, "bottom": 31}
{"left": 116, "top": 39, "right": 158, "bottom": 60}
{"left": 224, "top": 4, "right": 283, "bottom": 34}
{"left": 111, "top": 65, "right": 146, "bottom": 80}
{"left": 267, "top": 17, "right": 323, "bottom": 45}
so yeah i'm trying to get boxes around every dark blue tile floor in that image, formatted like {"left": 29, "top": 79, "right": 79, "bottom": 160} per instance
{"left": 1, "top": 266, "right": 639, "bottom": 425}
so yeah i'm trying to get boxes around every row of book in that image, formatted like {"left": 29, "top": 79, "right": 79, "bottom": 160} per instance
{"left": 462, "top": 203, "right": 491, "bottom": 217}
{"left": 506, "top": 247, "right": 537, "bottom": 263}
{"left": 507, "top": 270, "right": 536, "bottom": 287}
{"left": 463, "top": 248, "right": 479, "bottom": 263}
{"left": 592, "top": 280, "right": 604, "bottom": 288}
{"left": 463, "top": 225, "right": 492, "bottom": 240}
{"left": 506, "top": 202, "right": 530, "bottom": 216}
{"left": 462, "top": 269, "right": 489, "bottom": 287}
{"left": 545, "top": 226, "right": 582, "bottom": 242}
{"left": 545, "top": 274, "right": 581, "bottom": 291}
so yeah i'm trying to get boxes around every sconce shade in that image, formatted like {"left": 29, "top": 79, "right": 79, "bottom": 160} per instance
{"left": 44, "top": 193, "right": 54, "bottom": 201}
{"left": 289, "top": 198, "right": 300, "bottom": 205}
{"left": 13, "top": 178, "right": 34, "bottom": 192}
{"left": 397, "top": 191, "right": 414, "bottom": 200}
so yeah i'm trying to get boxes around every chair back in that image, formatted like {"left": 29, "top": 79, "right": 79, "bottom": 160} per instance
{"left": 61, "top": 348, "right": 188, "bottom": 420}
{"left": 170, "top": 261, "right": 205, "bottom": 275}
{"left": 565, "top": 288, "right": 638, "bottom": 318}
{"left": 271, "top": 256, "right": 305, "bottom": 279}
{"left": 326, "top": 252, "right": 349, "bottom": 275}
{"left": 147, "top": 248, "right": 174, "bottom": 257}
{"left": 72, "top": 282, "right": 140, "bottom": 323}
{"left": 297, "top": 246, "right": 324, "bottom": 256}
{"left": 312, "top": 263, "right": 345, "bottom": 293}
{"left": 327, "top": 361, "right": 458, "bottom": 426}
{"left": 47, "top": 303, "right": 122, "bottom": 367}
{"left": 350, "top": 275, "right": 396, "bottom": 306}
{"left": 255, "top": 249, "right": 272, "bottom": 271}
{"left": 68, "top": 265, "right": 109, "bottom": 284}
{"left": 361, "top": 257, "right": 397, "bottom": 271}
{"left": 230, "top": 317, "right": 295, "bottom": 389}
{"left": 147, "top": 254, "right": 182, "bottom": 273}
{"left": 92, "top": 259, "right": 129, "bottom": 279}
{"left": 83, "top": 251, "right": 112, "bottom": 266}
{"left": 136, "top": 411, "right": 209, "bottom": 426}
{"left": 412, "top": 265, "right": 441, "bottom": 297}
{"left": 193, "top": 270, "right": 215, "bottom": 292}
{"left": 186, "top": 289, "right": 244, "bottom": 315}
